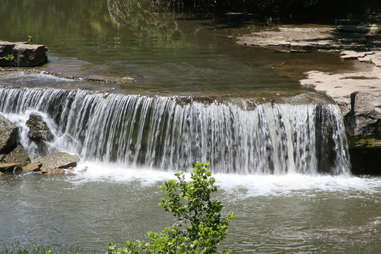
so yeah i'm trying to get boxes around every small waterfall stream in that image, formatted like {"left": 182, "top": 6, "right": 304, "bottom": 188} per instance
{"left": 0, "top": 87, "right": 350, "bottom": 174}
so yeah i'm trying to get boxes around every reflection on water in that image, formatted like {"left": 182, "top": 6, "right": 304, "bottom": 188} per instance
{"left": 0, "top": 0, "right": 353, "bottom": 97}
{"left": 1, "top": 166, "right": 381, "bottom": 253}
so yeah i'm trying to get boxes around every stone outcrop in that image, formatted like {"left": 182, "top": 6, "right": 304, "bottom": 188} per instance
{"left": 345, "top": 92, "right": 381, "bottom": 138}
{"left": 26, "top": 113, "right": 54, "bottom": 155}
{"left": 237, "top": 24, "right": 381, "bottom": 52}
{"left": 1, "top": 145, "right": 30, "bottom": 166}
{"left": 237, "top": 26, "right": 340, "bottom": 52}
{"left": 0, "top": 114, "right": 18, "bottom": 154}
{"left": 0, "top": 41, "right": 48, "bottom": 67}
{"left": 34, "top": 152, "right": 79, "bottom": 175}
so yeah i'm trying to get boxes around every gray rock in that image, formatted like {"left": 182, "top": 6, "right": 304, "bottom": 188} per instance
{"left": 345, "top": 91, "right": 381, "bottom": 138}
{"left": 1, "top": 145, "right": 30, "bottom": 166}
{"left": 0, "top": 114, "right": 18, "bottom": 154}
{"left": 26, "top": 113, "right": 54, "bottom": 155}
{"left": 0, "top": 41, "right": 48, "bottom": 67}
{"left": 34, "top": 152, "right": 79, "bottom": 174}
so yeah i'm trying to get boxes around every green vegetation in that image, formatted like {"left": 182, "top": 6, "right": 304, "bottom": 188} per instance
{"left": 109, "top": 162, "right": 235, "bottom": 254}
{"left": 27, "top": 34, "right": 33, "bottom": 44}
{"left": 4, "top": 54, "right": 15, "bottom": 61}
{"left": 3, "top": 246, "right": 53, "bottom": 254}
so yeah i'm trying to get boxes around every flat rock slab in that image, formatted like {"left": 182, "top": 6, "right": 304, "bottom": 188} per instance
{"left": 22, "top": 162, "right": 42, "bottom": 172}
{"left": 237, "top": 26, "right": 340, "bottom": 51}
{"left": 300, "top": 66, "right": 381, "bottom": 115}
{"left": 0, "top": 41, "right": 48, "bottom": 67}
{"left": 34, "top": 152, "right": 79, "bottom": 173}
{"left": 237, "top": 24, "right": 381, "bottom": 52}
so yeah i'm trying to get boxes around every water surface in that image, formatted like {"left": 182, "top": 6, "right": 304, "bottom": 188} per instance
{"left": 1, "top": 166, "right": 381, "bottom": 253}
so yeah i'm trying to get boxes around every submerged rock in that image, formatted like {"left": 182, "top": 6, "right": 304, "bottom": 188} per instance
{"left": 0, "top": 41, "right": 48, "bottom": 67}
{"left": 0, "top": 114, "right": 18, "bottom": 154}
{"left": 35, "top": 152, "right": 79, "bottom": 175}
{"left": 26, "top": 113, "right": 54, "bottom": 155}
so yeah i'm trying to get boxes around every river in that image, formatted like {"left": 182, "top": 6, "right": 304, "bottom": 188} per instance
{"left": 0, "top": 0, "right": 380, "bottom": 253}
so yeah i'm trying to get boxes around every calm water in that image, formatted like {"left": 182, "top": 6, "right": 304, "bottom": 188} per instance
{"left": 0, "top": 0, "right": 353, "bottom": 97}
{"left": 1, "top": 0, "right": 380, "bottom": 253}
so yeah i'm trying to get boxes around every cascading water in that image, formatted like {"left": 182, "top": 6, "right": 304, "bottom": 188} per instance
{"left": 0, "top": 87, "right": 350, "bottom": 175}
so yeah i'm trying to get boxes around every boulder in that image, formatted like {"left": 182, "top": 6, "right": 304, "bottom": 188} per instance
{"left": 26, "top": 113, "right": 54, "bottom": 155}
{"left": 345, "top": 91, "right": 381, "bottom": 137}
{"left": 0, "top": 162, "right": 22, "bottom": 175}
{"left": 0, "top": 114, "right": 18, "bottom": 154}
{"left": 1, "top": 145, "right": 30, "bottom": 166}
{"left": 34, "top": 152, "right": 79, "bottom": 174}
{"left": 0, "top": 41, "right": 48, "bottom": 67}
{"left": 344, "top": 91, "right": 381, "bottom": 175}
{"left": 22, "top": 162, "right": 42, "bottom": 172}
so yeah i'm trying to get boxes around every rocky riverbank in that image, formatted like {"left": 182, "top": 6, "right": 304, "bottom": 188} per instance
{"left": 237, "top": 24, "right": 381, "bottom": 175}
{"left": 0, "top": 114, "right": 79, "bottom": 176}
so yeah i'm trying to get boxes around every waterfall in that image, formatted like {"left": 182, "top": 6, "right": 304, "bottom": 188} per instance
{"left": 0, "top": 87, "right": 350, "bottom": 175}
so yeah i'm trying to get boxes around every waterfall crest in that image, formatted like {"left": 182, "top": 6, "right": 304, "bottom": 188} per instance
{"left": 0, "top": 88, "right": 350, "bottom": 174}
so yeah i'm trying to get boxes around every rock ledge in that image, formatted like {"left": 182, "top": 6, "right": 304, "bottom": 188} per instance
{"left": 0, "top": 41, "right": 48, "bottom": 67}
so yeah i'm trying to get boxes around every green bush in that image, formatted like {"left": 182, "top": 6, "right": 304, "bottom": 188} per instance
{"left": 108, "top": 162, "right": 235, "bottom": 254}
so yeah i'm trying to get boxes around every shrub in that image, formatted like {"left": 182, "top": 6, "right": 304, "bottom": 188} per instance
{"left": 108, "top": 162, "right": 235, "bottom": 254}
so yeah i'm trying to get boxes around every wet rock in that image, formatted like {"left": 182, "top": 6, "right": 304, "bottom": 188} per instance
{"left": 0, "top": 41, "right": 48, "bottom": 67}
{"left": 22, "top": 162, "right": 42, "bottom": 172}
{"left": 345, "top": 92, "right": 381, "bottom": 138}
{"left": 0, "top": 114, "right": 18, "bottom": 154}
{"left": 26, "top": 113, "right": 54, "bottom": 155}
{"left": 35, "top": 152, "right": 79, "bottom": 174}
{"left": 1, "top": 145, "right": 30, "bottom": 166}
{"left": 42, "top": 168, "right": 66, "bottom": 175}
{"left": 0, "top": 162, "right": 22, "bottom": 175}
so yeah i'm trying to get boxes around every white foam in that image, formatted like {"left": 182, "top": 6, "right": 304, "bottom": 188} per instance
{"left": 2, "top": 71, "right": 75, "bottom": 82}
{"left": 27, "top": 71, "right": 76, "bottom": 82}
{"left": 69, "top": 161, "right": 381, "bottom": 198}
